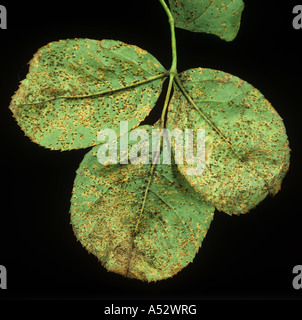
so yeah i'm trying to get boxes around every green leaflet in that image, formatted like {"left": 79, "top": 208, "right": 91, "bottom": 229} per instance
{"left": 168, "top": 68, "right": 290, "bottom": 215}
{"left": 70, "top": 125, "right": 215, "bottom": 281}
{"left": 168, "top": 0, "right": 245, "bottom": 41}
{"left": 9, "top": 38, "right": 167, "bottom": 150}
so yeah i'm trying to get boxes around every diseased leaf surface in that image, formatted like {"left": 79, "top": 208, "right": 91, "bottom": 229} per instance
{"left": 70, "top": 125, "right": 215, "bottom": 281}
{"left": 9, "top": 38, "right": 167, "bottom": 150}
{"left": 168, "top": 0, "right": 245, "bottom": 41}
{"left": 168, "top": 68, "right": 290, "bottom": 215}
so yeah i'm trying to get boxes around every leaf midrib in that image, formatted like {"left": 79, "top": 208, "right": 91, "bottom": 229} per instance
{"left": 17, "top": 72, "right": 169, "bottom": 107}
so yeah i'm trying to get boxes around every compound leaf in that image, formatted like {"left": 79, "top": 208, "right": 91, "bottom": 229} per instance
{"left": 168, "top": 0, "right": 245, "bottom": 41}
{"left": 9, "top": 38, "right": 167, "bottom": 150}
{"left": 168, "top": 68, "right": 290, "bottom": 215}
{"left": 70, "top": 124, "right": 215, "bottom": 281}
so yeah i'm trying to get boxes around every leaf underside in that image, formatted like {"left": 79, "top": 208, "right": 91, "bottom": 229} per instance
{"left": 70, "top": 125, "right": 215, "bottom": 282}
{"left": 9, "top": 38, "right": 167, "bottom": 150}
{"left": 168, "top": 0, "right": 245, "bottom": 41}
{"left": 168, "top": 68, "right": 290, "bottom": 215}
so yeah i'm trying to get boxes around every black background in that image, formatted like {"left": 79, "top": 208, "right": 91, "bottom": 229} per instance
{"left": 0, "top": 0, "right": 301, "bottom": 301}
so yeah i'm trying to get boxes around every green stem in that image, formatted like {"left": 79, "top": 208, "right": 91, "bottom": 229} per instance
{"left": 158, "top": 0, "right": 178, "bottom": 127}
{"left": 134, "top": 73, "right": 174, "bottom": 235}
{"left": 160, "top": 73, "right": 175, "bottom": 128}
{"left": 134, "top": 1, "right": 177, "bottom": 236}
{"left": 129, "top": 1, "right": 179, "bottom": 273}
{"left": 159, "top": 0, "right": 177, "bottom": 74}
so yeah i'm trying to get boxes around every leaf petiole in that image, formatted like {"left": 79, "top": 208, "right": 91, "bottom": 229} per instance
{"left": 133, "top": 72, "right": 174, "bottom": 236}
{"left": 133, "top": 2, "right": 180, "bottom": 239}
{"left": 160, "top": 73, "right": 175, "bottom": 128}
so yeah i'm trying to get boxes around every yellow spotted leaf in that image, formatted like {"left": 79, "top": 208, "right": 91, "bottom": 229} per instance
{"left": 9, "top": 39, "right": 167, "bottom": 150}
{"left": 70, "top": 125, "right": 215, "bottom": 281}
{"left": 168, "top": 0, "right": 245, "bottom": 41}
{"left": 168, "top": 68, "right": 290, "bottom": 215}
